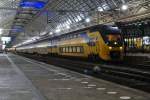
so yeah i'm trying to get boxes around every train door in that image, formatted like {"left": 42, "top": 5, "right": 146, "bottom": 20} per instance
{"left": 87, "top": 32, "right": 100, "bottom": 59}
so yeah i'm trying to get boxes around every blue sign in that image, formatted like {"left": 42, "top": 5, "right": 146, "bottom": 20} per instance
{"left": 20, "top": 1, "right": 46, "bottom": 9}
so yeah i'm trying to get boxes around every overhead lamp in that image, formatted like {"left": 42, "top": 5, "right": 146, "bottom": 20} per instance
{"left": 97, "top": 7, "right": 104, "bottom": 12}
{"left": 121, "top": 4, "right": 128, "bottom": 11}
{"left": 66, "top": 25, "right": 70, "bottom": 29}
{"left": 41, "top": 31, "right": 47, "bottom": 35}
{"left": 49, "top": 32, "right": 53, "bottom": 35}
{"left": 75, "top": 15, "right": 82, "bottom": 22}
{"left": 55, "top": 29, "right": 61, "bottom": 33}
{"left": 77, "top": 16, "right": 82, "bottom": 21}
{"left": 85, "top": 18, "right": 90, "bottom": 23}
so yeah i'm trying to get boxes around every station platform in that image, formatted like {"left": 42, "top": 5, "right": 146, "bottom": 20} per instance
{"left": 0, "top": 53, "right": 150, "bottom": 100}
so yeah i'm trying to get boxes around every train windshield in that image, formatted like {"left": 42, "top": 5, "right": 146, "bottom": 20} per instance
{"left": 101, "top": 26, "right": 123, "bottom": 46}
{"left": 105, "top": 34, "right": 122, "bottom": 46}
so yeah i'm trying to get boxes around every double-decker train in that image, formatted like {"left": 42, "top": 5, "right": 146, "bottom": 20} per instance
{"left": 11, "top": 25, "right": 124, "bottom": 61}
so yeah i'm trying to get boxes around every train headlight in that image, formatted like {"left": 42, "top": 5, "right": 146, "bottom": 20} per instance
{"left": 120, "top": 47, "right": 123, "bottom": 50}
{"left": 109, "top": 47, "right": 112, "bottom": 50}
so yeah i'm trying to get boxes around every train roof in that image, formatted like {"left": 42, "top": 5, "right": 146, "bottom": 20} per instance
{"left": 18, "top": 24, "right": 120, "bottom": 47}
{"left": 36, "top": 24, "right": 112, "bottom": 40}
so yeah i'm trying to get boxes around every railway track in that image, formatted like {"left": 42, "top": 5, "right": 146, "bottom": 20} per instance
{"left": 110, "top": 56, "right": 150, "bottom": 71}
{"left": 18, "top": 53, "right": 150, "bottom": 93}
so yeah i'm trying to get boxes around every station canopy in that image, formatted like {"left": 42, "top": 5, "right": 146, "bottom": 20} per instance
{"left": 0, "top": 0, "right": 149, "bottom": 47}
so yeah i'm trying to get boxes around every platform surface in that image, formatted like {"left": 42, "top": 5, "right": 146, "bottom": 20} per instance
{"left": 0, "top": 53, "right": 149, "bottom": 100}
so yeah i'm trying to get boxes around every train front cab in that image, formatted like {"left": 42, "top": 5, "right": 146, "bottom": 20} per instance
{"left": 97, "top": 26, "right": 124, "bottom": 61}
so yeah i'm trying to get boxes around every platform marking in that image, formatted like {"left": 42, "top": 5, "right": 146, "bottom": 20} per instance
{"left": 96, "top": 88, "right": 106, "bottom": 90}
{"left": 21, "top": 57, "right": 59, "bottom": 73}
{"left": 75, "top": 78, "right": 89, "bottom": 81}
{"left": 81, "top": 81, "right": 88, "bottom": 84}
{"left": 16, "top": 54, "right": 92, "bottom": 79}
{"left": 55, "top": 73, "right": 67, "bottom": 76}
{"left": 15, "top": 90, "right": 31, "bottom": 94}
{"left": 6, "top": 55, "right": 46, "bottom": 100}
{"left": 120, "top": 96, "right": 131, "bottom": 100}
{"left": 19, "top": 56, "right": 73, "bottom": 78}
{"left": 57, "top": 88, "right": 72, "bottom": 90}
{"left": 10, "top": 54, "right": 149, "bottom": 100}
{"left": 61, "top": 78, "right": 70, "bottom": 80}
{"left": 87, "top": 84, "right": 96, "bottom": 87}
{"left": 74, "top": 79, "right": 82, "bottom": 82}
{"left": 83, "top": 87, "right": 93, "bottom": 89}
{"left": 107, "top": 91, "right": 117, "bottom": 94}
{"left": 48, "top": 78, "right": 70, "bottom": 81}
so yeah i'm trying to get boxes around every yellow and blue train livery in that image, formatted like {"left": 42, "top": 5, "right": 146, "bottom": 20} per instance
{"left": 54, "top": 25, "right": 124, "bottom": 61}
{"left": 15, "top": 24, "right": 124, "bottom": 61}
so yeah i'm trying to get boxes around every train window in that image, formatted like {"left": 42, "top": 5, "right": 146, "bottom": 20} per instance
{"left": 73, "top": 47, "right": 76, "bottom": 53}
{"left": 62, "top": 36, "right": 64, "bottom": 41}
{"left": 68, "top": 47, "right": 72, "bottom": 53}
{"left": 60, "top": 48, "right": 62, "bottom": 53}
{"left": 80, "top": 47, "right": 84, "bottom": 53}
{"left": 74, "top": 34, "right": 77, "bottom": 38}
{"left": 66, "top": 47, "right": 69, "bottom": 53}
{"left": 65, "top": 35, "right": 68, "bottom": 40}
{"left": 72, "top": 35, "right": 74, "bottom": 39}
{"left": 59, "top": 48, "right": 63, "bottom": 53}
{"left": 78, "top": 34, "right": 81, "bottom": 37}
{"left": 70, "top": 35, "right": 73, "bottom": 39}
{"left": 65, "top": 35, "right": 67, "bottom": 39}
{"left": 75, "top": 34, "right": 78, "bottom": 38}
{"left": 65, "top": 35, "right": 68, "bottom": 39}
{"left": 63, "top": 48, "right": 66, "bottom": 53}
{"left": 60, "top": 37, "right": 62, "bottom": 41}
{"left": 77, "top": 47, "right": 80, "bottom": 53}
{"left": 69, "top": 35, "right": 72, "bottom": 39}
{"left": 62, "top": 48, "right": 64, "bottom": 53}
{"left": 68, "top": 35, "right": 70, "bottom": 39}
{"left": 68, "top": 47, "right": 70, "bottom": 52}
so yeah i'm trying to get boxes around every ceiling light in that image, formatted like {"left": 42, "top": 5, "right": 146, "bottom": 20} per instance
{"left": 85, "top": 18, "right": 90, "bottom": 23}
{"left": 66, "top": 25, "right": 70, "bottom": 29}
{"left": 55, "top": 29, "right": 61, "bottom": 33}
{"left": 49, "top": 32, "right": 53, "bottom": 35}
{"left": 97, "top": 7, "right": 104, "bottom": 12}
{"left": 121, "top": 4, "right": 128, "bottom": 11}
{"left": 77, "top": 16, "right": 82, "bottom": 21}
{"left": 75, "top": 15, "right": 82, "bottom": 22}
{"left": 41, "top": 31, "right": 47, "bottom": 35}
